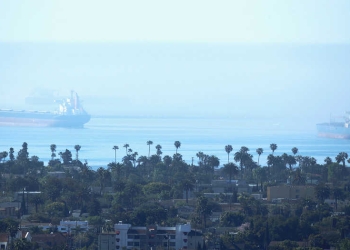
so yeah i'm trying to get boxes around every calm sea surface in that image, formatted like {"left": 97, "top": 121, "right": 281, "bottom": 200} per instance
{"left": 1, "top": 116, "right": 350, "bottom": 170}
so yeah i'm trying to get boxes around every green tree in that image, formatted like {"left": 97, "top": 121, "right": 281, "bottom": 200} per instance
{"left": 220, "top": 211, "right": 244, "bottom": 227}
{"left": 195, "top": 196, "right": 213, "bottom": 228}
{"left": 291, "top": 147, "right": 298, "bottom": 156}
{"left": 315, "top": 183, "right": 330, "bottom": 204}
{"left": 59, "top": 149, "right": 72, "bottom": 165}
{"left": 155, "top": 144, "right": 162, "bottom": 156}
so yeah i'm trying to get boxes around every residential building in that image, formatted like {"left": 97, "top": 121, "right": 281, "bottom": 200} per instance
{"left": 267, "top": 185, "right": 315, "bottom": 202}
{"left": 111, "top": 222, "right": 197, "bottom": 250}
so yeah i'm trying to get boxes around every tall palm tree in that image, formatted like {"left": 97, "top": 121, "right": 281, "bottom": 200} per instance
{"left": 74, "top": 145, "right": 81, "bottom": 161}
{"left": 147, "top": 140, "right": 153, "bottom": 157}
{"left": 225, "top": 145, "right": 233, "bottom": 163}
{"left": 256, "top": 148, "right": 263, "bottom": 165}
{"left": 270, "top": 143, "right": 277, "bottom": 154}
{"left": 174, "top": 141, "right": 181, "bottom": 154}
{"left": 112, "top": 146, "right": 119, "bottom": 163}
{"left": 50, "top": 144, "right": 57, "bottom": 161}
{"left": 123, "top": 144, "right": 129, "bottom": 155}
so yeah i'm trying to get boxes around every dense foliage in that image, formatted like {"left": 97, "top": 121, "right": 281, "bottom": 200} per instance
{"left": 1, "top": 142, "right": 350, "bottom": 249}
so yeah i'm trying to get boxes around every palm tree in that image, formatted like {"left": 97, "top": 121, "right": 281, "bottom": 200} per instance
{"left": 147, "top": 140, "right": 153, "bottom": 157}
{"left": 324, "top": 157, "right": 333, "bottom": 165}
{"left": 123, "top": 144, "right": 129, "bottom": 155}
{"left": 291, "top": 147, "right": 298, "bottom": 156}
{"left": 155, "top": 144, "right": 162, "bottom": 156}
{"left": 112, "top": 145, "right": 119, "bottom": 163}
{"left": 50, "top": 144, "right": 57, "bottom": 160}
{"left": 74, "top": 145, "right": 81, "bottom": 161}
{"left": 174, "top": 141, "right": 181, "bottom": 153}
{"left": 234, "top": 146, "right": 253, "bottom": 178}
{"left": 256, "top": 148, "right": 263, "bottom": 165}
{"left": 181, "top": 178, "right": 195, "bottom": 203}
{"left": 225, "top": 145, "right": 233, "bottom": 163}
{"left": 335, "top": 152, "right": 348, "bottom": 168}
{"left": 270, "top": 143, "right": 277, "bottom": 154}
{"left": 253, "top": 167, "right": 267, "bottom": 191}
{"left": 222, "top": 162, "right": 239, "bottom": 186}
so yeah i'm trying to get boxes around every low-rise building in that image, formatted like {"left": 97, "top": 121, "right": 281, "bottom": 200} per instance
{"left": 57, "top": 220, "right": 89, "bottom": 234}
{"left": 267, "top": 185, "right": 315, "bottom": 202}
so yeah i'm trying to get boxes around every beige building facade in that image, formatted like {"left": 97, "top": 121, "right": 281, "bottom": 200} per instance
{"left": 267, "top": 185, "right": 315, "bottom": 202}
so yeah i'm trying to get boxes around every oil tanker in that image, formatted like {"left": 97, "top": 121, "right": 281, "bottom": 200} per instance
{"left": 0, "top": 91, "right": 90, "bottom": 127}
{"left": 316, "top": 112, "right": 350, "bottom": 139}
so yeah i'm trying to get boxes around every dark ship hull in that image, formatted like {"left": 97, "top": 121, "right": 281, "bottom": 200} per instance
{"left": 0, "top": 110, "right": 90, "bottom": 127}
{"left": 316, "top": 122, "right": 350, "bottom": 139}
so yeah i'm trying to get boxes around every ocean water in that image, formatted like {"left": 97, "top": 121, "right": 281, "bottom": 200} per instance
{"left": 1, "top": 116, "right": 350, "bottom": 170}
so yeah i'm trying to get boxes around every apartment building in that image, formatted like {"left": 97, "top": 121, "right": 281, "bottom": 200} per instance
{"left": 112, "top": 222, "right": 201, "bottom": 250}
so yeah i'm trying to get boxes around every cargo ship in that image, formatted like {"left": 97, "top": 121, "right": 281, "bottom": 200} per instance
{"left": 0, "top": 91, "right": 90, "bottom": 127}
{"left": 316, "top": 112, "right": 350, "bottom": 139}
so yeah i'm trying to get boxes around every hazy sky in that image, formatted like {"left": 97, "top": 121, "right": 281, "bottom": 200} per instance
{"left": 1, "top": 0, "right": 350, "bottom": 126}
{"left": 1, "top": 0, "right": 350, "bottom": 43}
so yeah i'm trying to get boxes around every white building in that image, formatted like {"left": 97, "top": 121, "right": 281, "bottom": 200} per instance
{"left": 114, "top": 222, "right": 193, "bottom": 250}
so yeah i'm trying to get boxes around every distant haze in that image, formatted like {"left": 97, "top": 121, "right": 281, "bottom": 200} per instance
{"left": 0, "top": 42, "right": 349, "bottom": 130}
